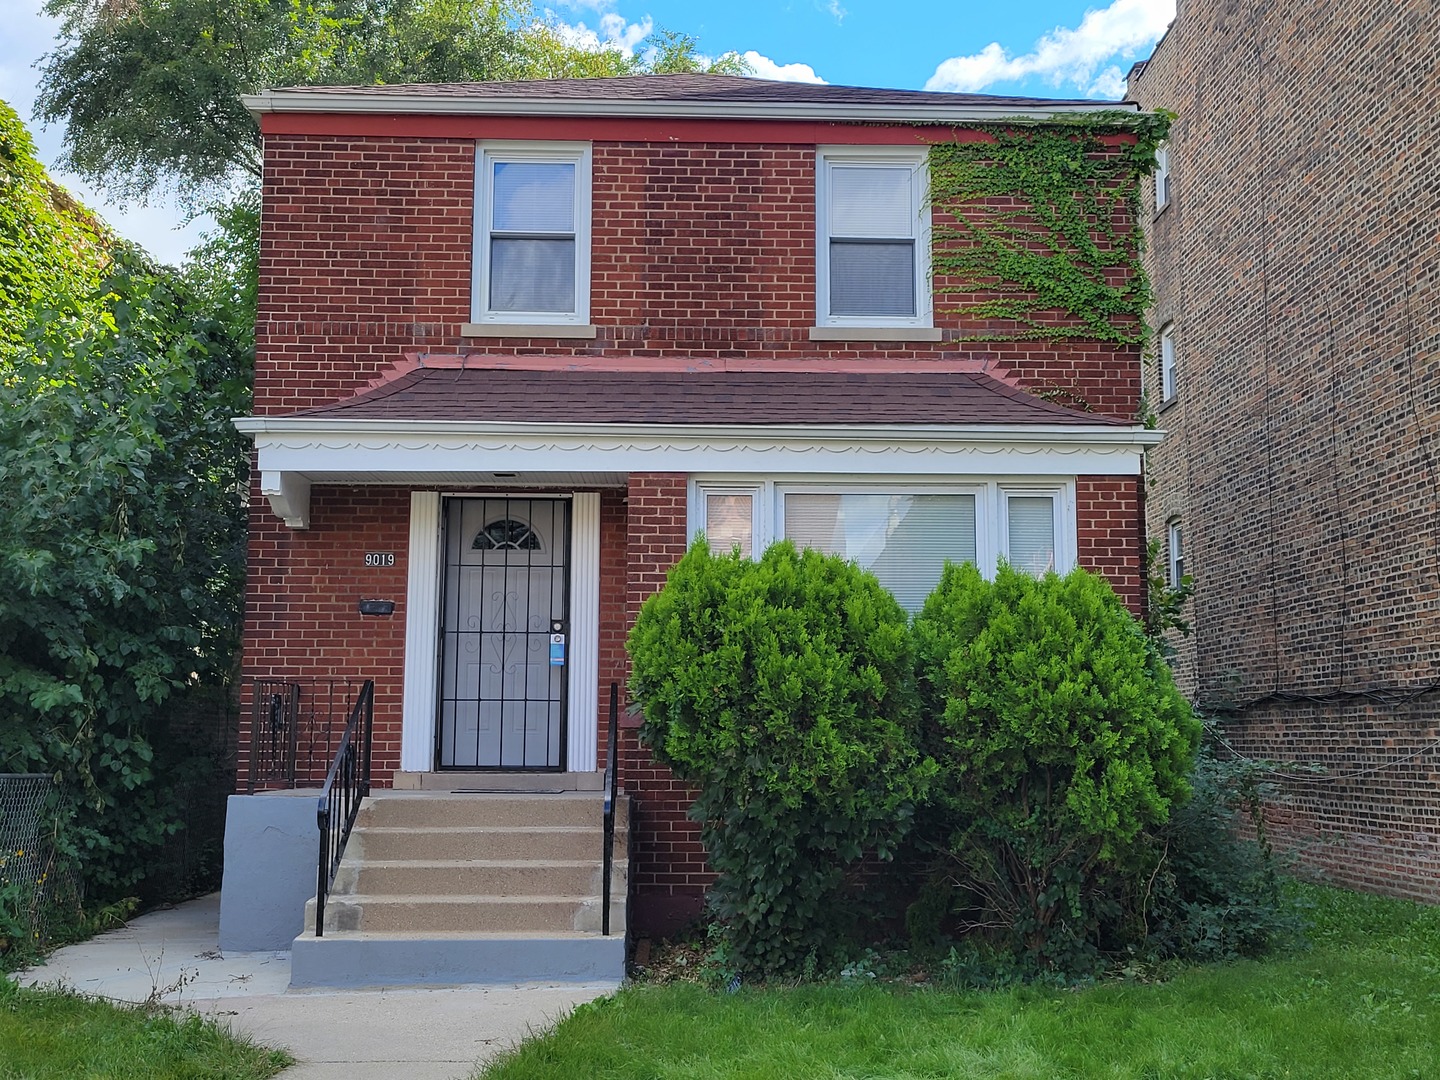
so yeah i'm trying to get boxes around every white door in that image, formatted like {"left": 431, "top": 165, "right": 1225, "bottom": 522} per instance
{"left": 438, "top": 497, "right": 569, "bottom": 768}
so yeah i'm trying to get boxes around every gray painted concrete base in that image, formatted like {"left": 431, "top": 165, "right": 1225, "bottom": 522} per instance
{"left": 220, "top": 791, "right": 322, "bottom": 952}
{"left": 290, "top": 932, "right": 626, "bottom": 989}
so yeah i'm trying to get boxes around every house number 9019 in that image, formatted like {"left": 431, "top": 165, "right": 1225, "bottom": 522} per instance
{"left": 364, "top": 552, "right": 396, "bottom": 567}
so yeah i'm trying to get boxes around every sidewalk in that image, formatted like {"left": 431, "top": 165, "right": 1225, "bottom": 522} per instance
{"left": 17, "top": 893, "right": 619, "bottom": 1080}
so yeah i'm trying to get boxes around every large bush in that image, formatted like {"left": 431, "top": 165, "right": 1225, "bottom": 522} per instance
{"left": 628, "top": 540, "right": 931, "bottom": 976}
{"left": 912, "top": 562, "right": 1201, "bottom": 971}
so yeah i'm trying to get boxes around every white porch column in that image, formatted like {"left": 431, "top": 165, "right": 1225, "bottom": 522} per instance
{"left": 568, "top": 492, "right": 601, "bottom": 772}
{"left": 401, "top": 491, "right": 441, "bottom": 772}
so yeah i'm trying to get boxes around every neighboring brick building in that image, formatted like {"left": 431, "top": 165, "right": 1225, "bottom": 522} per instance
{"left": 1130, "top": 2, "right": 1440, "bottom": 899}
{"left": 227, "top": 75, "right": 1162, "bottom": 939}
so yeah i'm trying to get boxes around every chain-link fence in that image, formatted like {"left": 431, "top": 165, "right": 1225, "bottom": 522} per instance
{"left": 0, "top": 773, "right": 57, "bottom": 951}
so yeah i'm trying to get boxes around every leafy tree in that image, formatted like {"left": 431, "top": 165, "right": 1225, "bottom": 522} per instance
{"left": 912, "top": 562, "right": 1201, "bottom": 972}
{"left": 36, "top": 0, "right": 745, "bottom": 206}
{"left": 0, "top": 101, "right": 113, "bottom": 344}
{"left": 629, "top": 540, "right": 932, "bottom": 977}
{"left": 1, "top": 110, "right": 250, "bottom": 901}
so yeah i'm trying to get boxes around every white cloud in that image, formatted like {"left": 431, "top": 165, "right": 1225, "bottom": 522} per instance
{"left": 549, "top": 11, "right": 654, "bottom": 57}
{"left": 819, "top": 0, "right": 847, "bottom": 23}
{"left": 742, "top": 51, "right": 827, "bottom": 84}
{"left": 925, "top": 0, "right": 1174, "bottom": 97}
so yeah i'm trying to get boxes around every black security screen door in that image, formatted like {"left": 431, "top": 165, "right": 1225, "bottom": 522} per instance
{"left": 438, "top": 497, "right": 570, "bottom": 769}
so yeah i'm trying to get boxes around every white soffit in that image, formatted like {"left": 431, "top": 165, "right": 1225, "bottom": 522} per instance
{"left": 236, "top": 417, "right": 1161, "bottom": 527}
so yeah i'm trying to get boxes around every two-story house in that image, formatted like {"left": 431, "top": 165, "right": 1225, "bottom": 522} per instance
{"left": 219, "top": 75, "right": 1163, "bottom": 986}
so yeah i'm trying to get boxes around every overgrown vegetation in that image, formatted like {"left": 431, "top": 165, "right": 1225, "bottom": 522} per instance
{"left": 0, "top": 105, "right": 249, "bottom": 944}
{"left": 629, "top": 541, "right": 933, "bottom": 977}
{"left": 0, "top": 977, "right": 290, "bottom": 1079}
{"left": 910, "top": 562, "right": 1201, "bottom": 973}
{"left": 480, "top": 883, "right": 1440, "bottom": 1080}
{"left": 628, "top": 542, "right": 1290, "bottom": 982}
{"left": 928, "top": 112, "right": 1171, "bottom": 343}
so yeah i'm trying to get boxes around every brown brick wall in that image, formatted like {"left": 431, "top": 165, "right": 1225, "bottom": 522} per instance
{"left": 1132, "top": 1, "right": 1440, "bottom": 898}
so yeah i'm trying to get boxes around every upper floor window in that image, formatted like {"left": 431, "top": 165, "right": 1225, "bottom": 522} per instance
{"left": 1154, "top": 141, "right": 1171, "bottom": 211}
{"left": 1167, "top": 517, "right": 1184, "bottom": 587}
{"left": 1160, "top": 322, "right": 1177, "bottom": 402}
{"left": 473, "top": 142, "right": 591, "bottom": 325}
{"left": 816, "top": 148, "right": 931, "bottom": 329}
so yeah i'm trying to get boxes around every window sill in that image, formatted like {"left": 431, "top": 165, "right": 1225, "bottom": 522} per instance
{"left": 808, "top": 326, "right": 943, "bottom": 343}
{"left": 461, "top": 322, "right": 598, "bottom": 340}
{"left": 1158, "top": 394, "right": 1180, "bottom": 413}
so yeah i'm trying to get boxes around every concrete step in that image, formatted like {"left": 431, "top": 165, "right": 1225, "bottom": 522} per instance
{"left": 353, "top": 824, "right": 626, "bottom": 862}
{"left": 334, "top": 858, "right": 628, "bottom": 898}
{"left": 311, "top": 893, "right": 627, "bottom": 934}
{"left": 291, "top": 930, "right": 625, "bottom": 988}
{"left": 355, "top": 791, "right": 628, "bottom": 830}
{"left": 393, "top": 770, "right": 607, "bottom": 792}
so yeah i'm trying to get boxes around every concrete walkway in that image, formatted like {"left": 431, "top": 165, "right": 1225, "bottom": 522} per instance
{"left": 17, "top": 893, "right": 619, "bottom": 1080}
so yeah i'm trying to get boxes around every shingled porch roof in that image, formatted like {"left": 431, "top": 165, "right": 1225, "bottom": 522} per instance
{"left": 288, "top": 363, "right": 1123, "bottom": 428}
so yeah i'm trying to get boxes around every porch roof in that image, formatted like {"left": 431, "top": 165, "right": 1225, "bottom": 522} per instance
{"left": 288, "top": 365, "right": 1125, "bottom": 428}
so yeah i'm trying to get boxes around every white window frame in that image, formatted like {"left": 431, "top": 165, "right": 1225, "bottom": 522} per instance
{"left": 999, "top": 485, "right": 1076, "bottom": 576}
{"left": 815, "top": 146, "right": 932, "bottom": 329}
{"left": 1160, "top": 322, "right": 1177, "bottom": 402}
{"left": 693, "top": 485, "right": 767, "bottom": 558}
{"left": 472, "top": 141, "right": 591, "bottom": 326}
{"left": 690, "top": 478, "right": 1077, "bottom": 587}
{"left": 1155, "top": 140, "right": 1171, "bottom": 211}
{"left": 1167, "top": 517, "right": 1185, "bottom": 587}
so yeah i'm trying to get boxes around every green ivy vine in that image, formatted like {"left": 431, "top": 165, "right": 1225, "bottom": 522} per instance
{"left": 928, "top": 110, "right": 1171, "bottom": 343}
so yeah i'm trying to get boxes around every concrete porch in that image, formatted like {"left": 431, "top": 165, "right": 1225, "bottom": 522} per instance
{"left": 290, "top": 788, "right": 628, "bottom": 988}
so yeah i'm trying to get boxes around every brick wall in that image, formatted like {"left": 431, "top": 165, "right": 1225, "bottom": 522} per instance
{"left": 239, "top": 484, "right": 411, "bottom": 789}
{"left": 1076, "top": 475, "right": 1144, "bottom": 615}
{"left": 1132, "top": 1, "right": 1440, "bottom": 897}
{"left": 621, "top": 472, "right": 713, "bottom": 934}
{"left": 255, "top": 130, "right": 1143, "bottom": 422}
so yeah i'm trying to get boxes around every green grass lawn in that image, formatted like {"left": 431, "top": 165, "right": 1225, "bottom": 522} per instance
{"left": 0, "top": 978, "right": 290, "bottom": 1080}
{"left": 480, "top": 884, "right": 1440, "bottom": 1080}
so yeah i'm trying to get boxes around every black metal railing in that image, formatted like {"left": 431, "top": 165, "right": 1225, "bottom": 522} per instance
{"left": 315, "top": 679, "right": 374, "bottom": 938}
{"left": 246, "top": 677, "right": 367, "bottom": 793}
{"left": 602, "top": 682, "right": 620, "bottom": 937}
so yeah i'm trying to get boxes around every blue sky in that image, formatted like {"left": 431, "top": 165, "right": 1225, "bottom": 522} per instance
{"left": 0, "top": 0, "right": 1173, "bottom": 265}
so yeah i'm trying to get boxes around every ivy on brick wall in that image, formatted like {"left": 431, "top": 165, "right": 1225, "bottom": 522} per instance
{"left": 929, "top": 111, "right": 1171, "bottom": 343}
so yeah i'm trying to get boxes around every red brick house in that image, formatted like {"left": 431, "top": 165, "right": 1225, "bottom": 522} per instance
{"left": 219, "top": 75, "right": 1161, "bottom": 985}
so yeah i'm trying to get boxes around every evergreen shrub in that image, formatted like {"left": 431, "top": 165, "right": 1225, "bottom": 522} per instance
{"left": 628, "top": 540, "right": 932, "bottom": 976}
{"left": 912, "top": 562, "right": 1201, "bottom": 971}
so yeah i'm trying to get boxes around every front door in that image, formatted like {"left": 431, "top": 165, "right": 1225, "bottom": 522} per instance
{"left": 437, "top": 497, "right": 570, "bottom": 769}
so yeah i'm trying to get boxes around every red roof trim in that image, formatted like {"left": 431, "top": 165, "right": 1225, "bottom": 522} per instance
{"left": 257, "top": 113, "right": 1008, "bottom": 144}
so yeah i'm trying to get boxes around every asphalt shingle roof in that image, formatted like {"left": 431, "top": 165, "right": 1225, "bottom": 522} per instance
{"left": 291, "top": 366, "right": 1123, "bottom": 427}
{"left": 263, "top": 73, "right": 1110, "bottom": 109}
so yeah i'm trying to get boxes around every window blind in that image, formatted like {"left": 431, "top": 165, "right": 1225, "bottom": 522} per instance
{"left": 784, "top": 493, "right": 976, "bottom": 611}
{"left": 1007, "top": 496, "right": 1056, "bottom": 575}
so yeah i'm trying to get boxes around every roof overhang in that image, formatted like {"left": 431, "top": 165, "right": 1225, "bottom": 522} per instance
{"left": 241, "top": 90, "right": 1137, "bottom": 125}
{"left": 234, "top": 415, "right": 1164, "bottom": 528}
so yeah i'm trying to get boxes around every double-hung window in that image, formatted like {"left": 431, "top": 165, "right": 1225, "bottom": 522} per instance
{"left": 1167, "top": 518, "right": 1185, "bottom": 587}
{"left": 473, "top": 143, "right": 590, "bottom": 325}
{"left": 1160, "top": 322, "right": 1177, "bottom": 402}
{"left": 816, "top": 148, "right": 931, "bottom": 328}
{"left": 1155, "top": 140, "right": 1171, "bottom": 210}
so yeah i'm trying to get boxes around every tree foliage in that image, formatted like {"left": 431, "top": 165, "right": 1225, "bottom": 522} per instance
{"left": 628, "top": 541, "right": 932, "bottom": 976}
{"left": 0, "top": 101, "right": 113, "bottom": 343}
{"left": 0, "top": 114, "right": 250, "bottom": 900}
{"left": 36, "top": 0, "right": 747, "bottom": 205}
{"left": 912, "top": 562, "right": 1201, "bottom": 971}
